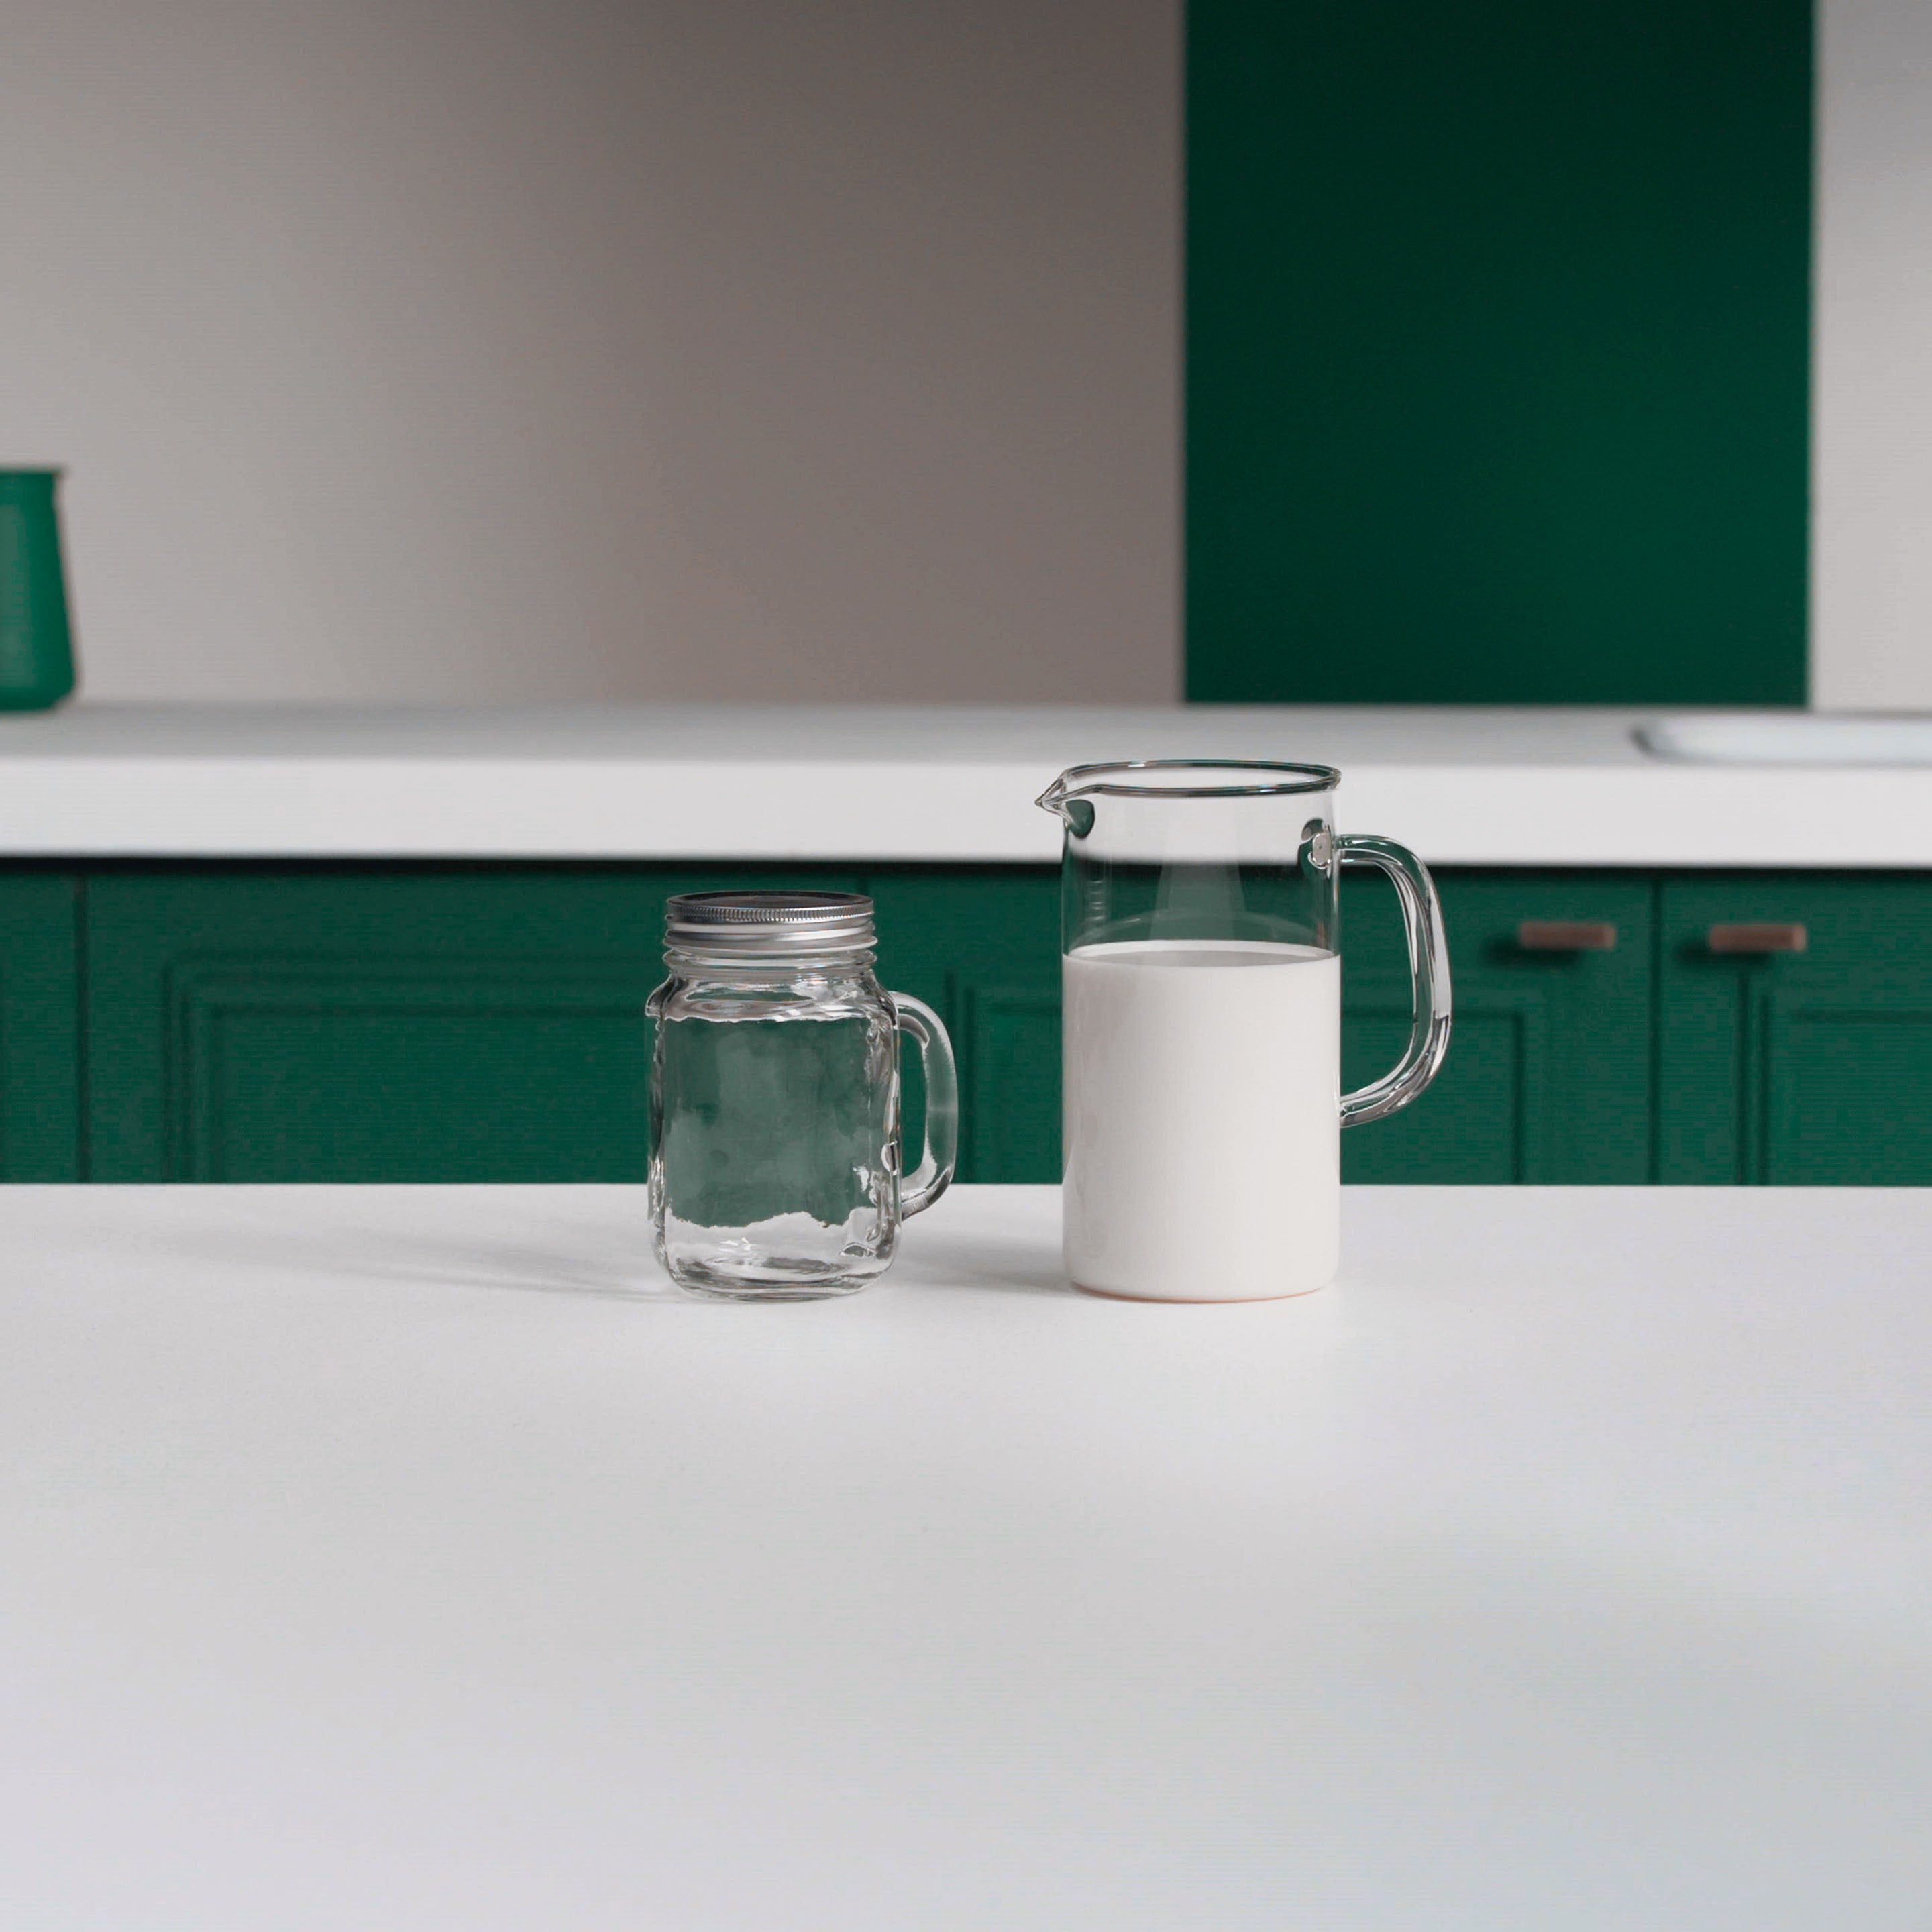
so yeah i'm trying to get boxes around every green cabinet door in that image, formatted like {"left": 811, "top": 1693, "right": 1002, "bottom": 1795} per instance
{"left": 1342, "top": 873, "right": 1653, "bottom": 1183}
{"left": 1660, "top": 875, "right": 1932, "bottom": 1184}
{"left": 83, "top": 865, "right": 858, "bottom": 1182}
{"left": 0, "top": 872, "right": 78, "bottom": 1179}
{"left": 865, "top": 866, "right": 1061, "bottom": 1184}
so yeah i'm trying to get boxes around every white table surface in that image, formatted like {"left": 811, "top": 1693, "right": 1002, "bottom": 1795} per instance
{"left": 4, "top": 1183, "right": 1929, "bottom": 1931}
{"left": 3, "top": 701, "right": 1931, "bottom": 865}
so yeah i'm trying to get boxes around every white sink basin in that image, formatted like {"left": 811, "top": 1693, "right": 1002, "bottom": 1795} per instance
{"left": 1638, "top": 714, "right": 1932, "bottom": 765}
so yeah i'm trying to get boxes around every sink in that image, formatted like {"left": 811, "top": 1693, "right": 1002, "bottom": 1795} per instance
{"left": 1638, "top": 714, "right": 1932, "bottom": 765}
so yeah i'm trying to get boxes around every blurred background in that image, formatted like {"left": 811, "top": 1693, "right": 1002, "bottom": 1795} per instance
{"left": 5, "top": 1, "right": 1925, "bottom": 710}
{"left": 0, "top": 0, "right": 1178, "bottom": 704}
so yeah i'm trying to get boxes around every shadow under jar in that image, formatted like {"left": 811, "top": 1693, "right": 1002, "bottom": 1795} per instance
{"left": 647, "top": 892, "right": 957, "bottom": 1300}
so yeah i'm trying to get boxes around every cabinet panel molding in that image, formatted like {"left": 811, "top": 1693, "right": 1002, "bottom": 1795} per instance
{"left": 164, "top": 952, "right": 653, "bottom": 1182}
{"left": 1345, "top": 975, "right": 1551, "bottom": 1185}
{"left": 1344, "top": 872, "right": 1652, "bottom": 1184}
{"left": 1761, "top": 992, "right": 1932, "bottom": 1186}
{"left": 1659, "top": 873, "right": 1932, "bottom": 1185}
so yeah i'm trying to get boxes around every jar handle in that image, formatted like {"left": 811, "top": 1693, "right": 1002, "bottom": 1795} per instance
{"left": 889, "top": 992, "right": 959, "bottom": 1217}
{"left": 1335, "top": 835, "right": 1454, "bottom": 1127}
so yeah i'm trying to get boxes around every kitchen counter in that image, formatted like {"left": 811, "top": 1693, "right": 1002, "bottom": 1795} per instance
{"left": 1, "top": 701, "right": 1929, "bottom": 863}
{"left": 3, "top": 1181, "right": 1928, "bottom": 1929}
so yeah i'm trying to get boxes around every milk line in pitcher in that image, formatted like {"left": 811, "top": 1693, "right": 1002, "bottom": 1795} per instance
{"left": 1038, "top": 760, "right": 1452, "bottom": 1303}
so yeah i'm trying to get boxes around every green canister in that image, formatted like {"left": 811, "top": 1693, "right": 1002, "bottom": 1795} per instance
{"left": 0, "top": 470, "right": 76, "bottom": 710}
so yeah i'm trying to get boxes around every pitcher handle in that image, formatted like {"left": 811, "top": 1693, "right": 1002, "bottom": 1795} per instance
{"left": 889, "top": 992, "right": 959, "bottom": 1216}
{"left": 1336, "top": 835, "right": 1453, "bottom": 1128}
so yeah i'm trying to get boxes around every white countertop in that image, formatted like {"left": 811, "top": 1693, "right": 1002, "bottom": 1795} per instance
{"left": 4, "top": 1181, "right": 1928, "bottom": 1929}
{"left": 1, "top": 701, "right": 1929, "bottom": 864}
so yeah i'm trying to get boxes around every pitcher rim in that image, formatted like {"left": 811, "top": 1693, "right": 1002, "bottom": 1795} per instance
{"left": 1040, "top": 757, "right": 1341, "bottom": 803}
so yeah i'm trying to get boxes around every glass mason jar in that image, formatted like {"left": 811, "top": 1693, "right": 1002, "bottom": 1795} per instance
{"left": 647, "top": 892, "right": 957, "bottom": 1299}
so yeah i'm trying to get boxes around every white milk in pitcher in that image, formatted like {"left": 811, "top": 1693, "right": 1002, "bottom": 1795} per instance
{"left": 1062, "top": 939, "right": 1340, "bottom": 1301}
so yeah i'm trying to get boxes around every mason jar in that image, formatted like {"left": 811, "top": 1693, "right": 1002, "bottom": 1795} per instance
{"left": 647, "top": 892, "right": 957, "bottom": 1299}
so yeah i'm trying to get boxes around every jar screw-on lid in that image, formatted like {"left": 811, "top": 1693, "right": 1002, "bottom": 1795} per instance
{"left": 665, "top": 890, "right": 876, "bottom": 956}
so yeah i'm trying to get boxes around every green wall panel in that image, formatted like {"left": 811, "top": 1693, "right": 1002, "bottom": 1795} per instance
{"left": 1187, "top": 0, "right": 1811, "bottom": 704}
{"left": 0, "top": 872, "right": 79, "bottom": 1179}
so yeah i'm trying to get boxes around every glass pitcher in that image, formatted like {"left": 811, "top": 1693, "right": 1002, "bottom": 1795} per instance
{"left": 1036, "top": 760, "right": 1451, "bottom": 1301}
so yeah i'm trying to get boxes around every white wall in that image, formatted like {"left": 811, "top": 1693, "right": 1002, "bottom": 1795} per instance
{"left": 0, "top": 0, "right": 1180, "bottom": 704}
{"left": 15, "top": 1, "right": 1916, "bottom": 715}
{"left": 1813, "top": 0, "right": 1932, "bottom": 710}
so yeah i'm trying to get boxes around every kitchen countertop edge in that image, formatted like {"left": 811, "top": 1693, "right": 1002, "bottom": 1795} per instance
{"left": 0, "top": 704, "right": 1926, "bottom": 866}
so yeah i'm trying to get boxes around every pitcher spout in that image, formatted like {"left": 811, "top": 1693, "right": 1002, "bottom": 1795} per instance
{"left": 1036, "top": 771, "right": 1095, "bottom": 837}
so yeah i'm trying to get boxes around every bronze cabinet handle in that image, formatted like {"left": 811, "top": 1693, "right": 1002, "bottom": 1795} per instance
{"left": 1707, "top": 922, "right": 1808, "bottom": 955}
{"left": 1517, "top": 920, "right": 1617, "bottom": 952}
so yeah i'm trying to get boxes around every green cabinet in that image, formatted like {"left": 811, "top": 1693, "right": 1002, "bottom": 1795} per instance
{"left": 0, "top": 871, "right": 78, "bottom": 1179}
{"left": 869, "top": 867, "right": 1060, "bottom": 1184}
{"left": 1659, "top": 877, "right": 1932, "bottom": 1185}
{"left": 78, "top": 864, "right": 1055, "bottom": 1185}
{"left": 83, "top": 867, "right": 863, "bottom": 1183}
{"left": 1, "top": 863, "right": 1925, "bottom": 1185}
{"left": 1342, "top": 874, "right": 1653, "bottom": 1184}
{"left": 878, "top": 867, "right": 1660, "bottom": 1188}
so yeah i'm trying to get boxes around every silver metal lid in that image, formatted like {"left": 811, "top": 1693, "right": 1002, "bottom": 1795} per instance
{"left": 665, "top": 890, "right": 876, "bottom": 956}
